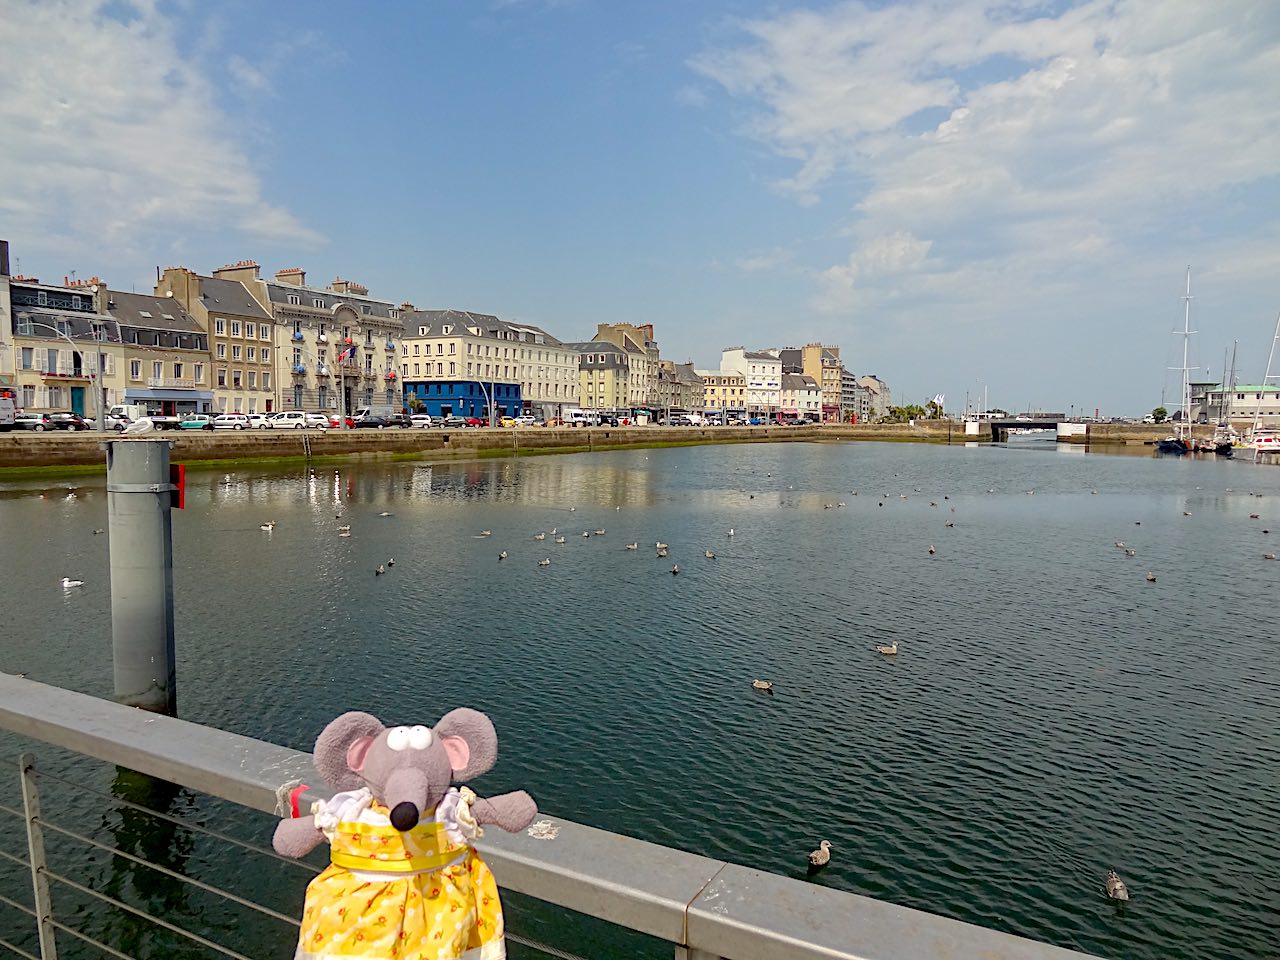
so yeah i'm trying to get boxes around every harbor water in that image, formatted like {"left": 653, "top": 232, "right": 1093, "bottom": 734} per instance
{"left": 1, "top": 439, "right": 1278, "bottom": 959}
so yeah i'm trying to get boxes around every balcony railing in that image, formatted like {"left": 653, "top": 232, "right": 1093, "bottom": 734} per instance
{"left": 292, "top": 364, "right": 307, "bottom": 375}
{"left": 146, "top": 377, "right": 196, "bottom": 389}
{"left": 0, "top": 672, "right": 1103, "bottom": 960}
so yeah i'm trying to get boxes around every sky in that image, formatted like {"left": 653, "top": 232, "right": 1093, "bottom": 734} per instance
{"left": 2, "top": 0, "right": 1278, "bottom": 415}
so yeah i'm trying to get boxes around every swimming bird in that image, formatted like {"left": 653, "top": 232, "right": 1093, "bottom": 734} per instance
{"left": 704, "top": 550, "right": 716, "bottom": 559}
{"left": 338, "top": 531, "right": 352, "bottom": 538}
{"left": 728, "top": 528, "right": 735, "bottom": 537}
{"left": 387, "top": 558, "right": 395, "bottom": 567}
{"left": 538, "top": 558, "right": 551, "bottom": 566}
{"left": 1134, "top": 521, "right": 1141, "bottom": 525}
{"left": 499, "top": 551, "right": 508, "bottom": 560}
{"left": 1250, "top": 513, "right": 1260, "bottom": 519}
{"left": 581, "top": 531, "right": 591, "bottom": 538}
{"left": 533, "top": 532, "right": 546, "bottom": 541}
{"left": 808, "top": 840, "right": 833, "bottom": 874}
{"left": 656, "top": 541, "right": 669, "bottom": 550}
{"left": 1265, "top": 553, "right": 1276, "bottom": 560}
{"left": 876, "top": 641, "right": 898, "bottom": 656}
{"left": 479, "top": 530, "right": 492, "bottom": 537}
{"left": 657, "top": 547, "right": 669, "bottom": 558}
{"left": 374, "top": 564, "right": 385, "bottom": 576}
{"left": 594, "top": 529, "right": 606, "bottom": 536}
{"left": 1125, "top": 548, "right": 1136, "bottom": 557}
{"left": 944, "top": 520, "right": 955, "bottom": 528}
{"left": 555, "top": 536, "right": 566, "bottom": 544}
{"left": 625, "top": 542, "right": 638, "bottom": 550}
{"left": 1104, "top": 869, "right": 1130, "bottom": 902}
{"left": 1183, "top": 511, "right": 1191, "bottom": 517}
{"left": 337, "top": 525, "right": 351, "bottom": 533}
{"left": 928, "top": 544, "right": 936, "bottom": 555}
{"left": 378, "top": 512, "right": 394, "bottom": 517}
{"left": 260, "top": 521, "right": 276, "bottom": 531}
{"left": 1115, "top": 541, "right": 1126, "bottom": 548}
{"left": 1145, "top": 572, "right": 1157, "bottom": 582}
{"left": 751, "top": 679, "right": 773, "bottom": 692}
{"left": 93, "top": 528, "right": 104, "bottom": 535}
{"left": 671, "top": 564, "right": 680, "bottom": 575}
{"left": 61, "top": 577, "right": 84, "bottom": 589}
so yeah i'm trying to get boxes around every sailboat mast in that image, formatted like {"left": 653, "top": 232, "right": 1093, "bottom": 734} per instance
{"left": 1251, "top": 310, "right": 1280, "bottom": 461}
{"left": 1181, "top": 267, "right": 1193, "bottom": 438}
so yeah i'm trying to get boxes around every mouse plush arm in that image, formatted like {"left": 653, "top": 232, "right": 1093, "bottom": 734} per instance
{"left": 274, "top": 816, "right": 326, "bottom": 858}
{"left": 471, "top": 790, "right": 538, "bottom": 833}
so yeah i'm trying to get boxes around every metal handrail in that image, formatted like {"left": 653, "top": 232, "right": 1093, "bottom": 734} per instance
{"left": 0, "top": 673, "right": 1104, "bottom": 960}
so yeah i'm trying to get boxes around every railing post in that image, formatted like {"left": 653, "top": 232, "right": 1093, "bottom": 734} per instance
{"left": 20, "top": 753, "right": 58, "bottom": 960}
{"left": 104, "top": 438, "right": 178, "bottom": 715}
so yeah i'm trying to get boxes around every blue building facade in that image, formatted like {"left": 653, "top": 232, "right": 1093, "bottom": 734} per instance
{"left": 403, "top": 380, "right": 521, "bottom": 419}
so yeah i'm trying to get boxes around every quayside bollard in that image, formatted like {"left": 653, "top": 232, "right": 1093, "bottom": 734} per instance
{"left": 104, "top": 438, "right": 178, "bottom": 715}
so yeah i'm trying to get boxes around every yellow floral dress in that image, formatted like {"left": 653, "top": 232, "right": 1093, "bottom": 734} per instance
{"left": 295, "top": 787, "right": 507, "bottom": 960}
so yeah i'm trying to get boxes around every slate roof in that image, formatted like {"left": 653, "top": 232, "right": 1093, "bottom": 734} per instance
{"left": 266, "top": 281, "right": 396, "bottom": 318}
{"left": 782, "top": 373, "right": 820, "bottom": 391}
{"left": 744, "top": 350, "right": 779, "bottom": 362}
{"left": 107, "top": 291, "right": 202, "bottom": 332}
{"left": 199, "top": 277, "right": 271, "bottom": 320}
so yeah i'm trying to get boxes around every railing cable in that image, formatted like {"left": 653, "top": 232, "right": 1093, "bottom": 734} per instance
{"left": 0, "top": 936, "right": 39, "bottom": 960}
{"left": 0, "top": 802, "right": 23, "bottom": 819}
{"left": 0, "top": 847, "right": 30, "bottom": 869}
{"left": 46, "top": 920, "right": 135, "bottom": 960}
{"left": 43, "top": 869, "right": 255, "bottom": 960}
{"left": 506, "top": 931, "right": 590, "bottom": 960}
{"left": 33, "top": 768, "right": 317, "bottom": 872}
{"left": 33, "top": 816, "right": 300, "bottom": 926}
{"left": 0, "top": 891, "right": 36, "bottom": 918}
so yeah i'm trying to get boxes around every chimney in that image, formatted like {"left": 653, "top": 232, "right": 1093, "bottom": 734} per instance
{"left": 213, "top": 259, "right": 262, "bottom": 282}
{"left": 275, "top": 267, "right": 306, "bottom": 286}
{"left": 0, "top": 240, "right": 9, "bottom": 277}
{"left": 399, "top": 301, "right": 416, "bottom": 313}
{"left": 330, "top": 277, "right": 369, "bottom": 296}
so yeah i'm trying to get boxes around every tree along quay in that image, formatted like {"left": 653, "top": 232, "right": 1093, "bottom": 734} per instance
{"left": 0, "top": 422, "right": 1176, "bottom": 471}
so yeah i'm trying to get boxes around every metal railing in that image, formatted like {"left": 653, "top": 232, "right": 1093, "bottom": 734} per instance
{"left": 0, "top": 673, "right": 1102, "bottom": 960}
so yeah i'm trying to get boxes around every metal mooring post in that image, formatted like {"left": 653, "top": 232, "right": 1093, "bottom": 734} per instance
{"left": 20, "top": 753, "right": 58, "bottom": 960}
{"left": 104, "top": 438, "right": 178, "bottom": 715}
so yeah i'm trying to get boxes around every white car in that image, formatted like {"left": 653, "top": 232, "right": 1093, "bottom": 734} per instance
{"left": 514, "top": 415, "right": 537, "bottom": 426}
{"left": 213, "top": 413, "right": 251, "bottom": 430}
{"left": 410, "top": 414, "right": 436, "bottom": 428}
{"left": 268, "top": 411, "right": 309, "bottom": 429}
{"left": 305, "top": 412, "right": 331, "bottom": 428}
{"left": 248, "top": 414, "right": 272, "bottom": 429}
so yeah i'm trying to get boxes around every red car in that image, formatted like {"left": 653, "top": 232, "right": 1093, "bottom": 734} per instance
{"left": 464, "top": 417, "right": 485, "bottom": 428}
{"left": 329, "top": 415, "right": 356, "bottom": 429}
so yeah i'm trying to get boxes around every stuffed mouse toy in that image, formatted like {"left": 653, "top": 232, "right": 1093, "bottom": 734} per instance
{"left": 274, "top": 708, "right": 537, "bottom": 959}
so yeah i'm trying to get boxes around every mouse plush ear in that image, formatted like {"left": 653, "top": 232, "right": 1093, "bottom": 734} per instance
{"left": 314, "top": 712, "right": 385, "bottom": 790}
{"left": 434, "top": 708, "right": 498, "bottom": 781}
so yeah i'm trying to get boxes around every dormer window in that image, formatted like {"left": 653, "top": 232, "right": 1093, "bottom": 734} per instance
{"left": 419, "top": 327, "right": 427, "bottom": 336}
{"left": 287, "top": 294, "right": 300, "bottom": 305}
{"left": 313, "top": 298, "right": 324, "bottom": 308}
{"left": 442, "top": 325, "right": 452, "bottom": 335}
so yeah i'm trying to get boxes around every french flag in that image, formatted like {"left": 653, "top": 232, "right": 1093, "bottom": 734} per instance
{"left": 336, "top": 344, "right": 358, "bottom": 363}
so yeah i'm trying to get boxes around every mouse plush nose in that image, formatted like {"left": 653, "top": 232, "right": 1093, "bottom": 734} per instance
{"left": 389, "top": 801, "right": 419, "bottom": 832}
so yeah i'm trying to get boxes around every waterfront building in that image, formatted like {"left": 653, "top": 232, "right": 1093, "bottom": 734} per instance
{"left": 777, "top": 344, "right": 844, "bottom": 421}
{"left": 501, "top": 318, "right": 579, "bottom": 419}
{"left": 105, "top": 289, "right": 213, "bottom": 415}
{"left": 214, "top": 262, "right": 404, "bottom": 415}
{"left": 1195, "top": 383, "right": 1280, "bottom": 428}
{"left": 655, "top": 360, "right": 704, "bottom": 413}
{"left": 780, "top": 373, "right": 822, "bottom": 420}
{"left": 156, "top": 266, "right": 277, "bottom": 414}
{"left": 842, "top": 368, "right": 869, "bottom": 422}
{"left": 697, "top": 369, "right": 747, "bottom": 418}
{"left": 721, "top": 348, "right": 782, "bottom": 417}
{"left": 566, "top": 341, "right": 631, "bottom": 412}
{"left": 856, "top": 374, "right": 892, "bottom": 420}
{"left": 399, "top": 310, "right": 523, "bottom": 420}
{"left": 591, "top": 323, "right": 660, "bottom": 408}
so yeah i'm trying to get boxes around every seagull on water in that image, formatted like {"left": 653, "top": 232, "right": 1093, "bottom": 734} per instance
{"left": 538, "top": 558, "right": 551, "bottom": 567}
{"left": 260, "top": 521, "right": 276, "bottom": 531}
{"left": 374, "top": 564, "right": 385, "bottom": 576}
{"left": 807, "top": 840, "right": 833, "bottom": 874}
{"left": 1104, "top": 870, "right": 1130, "bottom": 902}
{"left": 751, "top": 679, "right": 773, "bottom": 693}
{"left": 876, "top": 641, "right": 898, "bottom": 656}
{"left": 61, "top": 577, "right": 84, "bottom": 589}
{"left": 704, "top": 550, "right": 716, "bottom": 559}
{"left": 499, "top": 551, "right": 508, "bottom": 560}
{"left": 625, "top": 542, "right": 638, "bottom": 550}
{"left": 671, "top": 564, "right": 680, "bottom": 575}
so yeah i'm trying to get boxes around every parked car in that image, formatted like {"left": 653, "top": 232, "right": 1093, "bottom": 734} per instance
{"left": 305, "top": 412, "right": 331, "bottom": 429}
{"left": 384, "top": 414, "right": 414, "bottom": 429}
{"left": 515, "top": 415, "right": 537, "bottom": 427}
{"left": 499, "top": 416, "right": 517, "bottom": 428}
{"left": 14, "top": 412, "right": 55, "bottom": 431}
{"left": 48, "top": 412, "right": 91, "bottom": 431}
{"left": 105, "top": 414, "right": 130, "bottom": 432}
{"left": 410, "top": 414, "right": 436, "bottom": 428}
{"left": 329, "top": 414, "right": 356, "bottom": 429}
{"left": 352, "top": 416, "right": 389, "bottom": 429}
{"left": 213, "top": 413, "right": 251, "bottom": 430}
{"left": 248, "top": 414, "right": 272, "bottom": 429}
{"left": 179, "top": 413, "right": 216, "bottom": 430}
{"left": 442, "top": 416, "right": 467, "bottom": 429}
{"left": 268, "top": 411, "right": 304, "bottom": 429}
{"left": 464, "top": 417, "right": 485, "bottom": 428}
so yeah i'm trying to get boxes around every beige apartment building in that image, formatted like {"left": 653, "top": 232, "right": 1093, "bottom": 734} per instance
{"left": 566, "top": 341, "right": 631, "bottom": 412}
{"left": 698, "top": 370, "right": 747, "bottom": 416}
{"left": 591, "top": 323, "right": 660, "bottom": 408}
{"left": 213, "top": 262, "right": 405, "bottom": 414}
{"left": 156, "top": 266, "right": 276, "bottom": 414}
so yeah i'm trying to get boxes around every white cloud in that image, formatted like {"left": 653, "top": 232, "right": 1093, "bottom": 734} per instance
{"left": 736, "top": 247, "right": 795, "bottom": 273}
{"left": 0, "top": 0, "right": 321, "bottom": 262}
{"left": 693, "top": 0, "right": 1280, "bottom": 332}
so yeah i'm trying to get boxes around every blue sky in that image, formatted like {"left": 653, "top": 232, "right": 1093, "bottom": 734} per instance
{"left": 3, "top": 0, "right": 1278, "bottom": 415}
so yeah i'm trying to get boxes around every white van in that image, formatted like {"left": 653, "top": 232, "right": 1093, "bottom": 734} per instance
{"left": 0, "top": 394, "right": 15, "bottom": 432}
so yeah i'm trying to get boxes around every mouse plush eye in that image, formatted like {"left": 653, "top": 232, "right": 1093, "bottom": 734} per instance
{"left": 386, "top": 727, "right": 411, "bottom": 751}
{"left": 409, "top": 726, "right": 433, "bottom": 750}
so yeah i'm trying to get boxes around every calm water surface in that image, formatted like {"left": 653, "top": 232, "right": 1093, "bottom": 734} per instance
{"left": 1, "top": 440, "right": 1278, "bottom": 960}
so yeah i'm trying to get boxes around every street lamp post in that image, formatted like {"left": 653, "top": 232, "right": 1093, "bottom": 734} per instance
{"left": 24, "top": 320, "right": 107, "bottom": 432}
